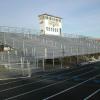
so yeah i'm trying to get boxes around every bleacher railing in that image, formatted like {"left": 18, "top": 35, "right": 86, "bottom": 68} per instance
{"left": 0, "top": 26, "right": 100, "bottom": 78}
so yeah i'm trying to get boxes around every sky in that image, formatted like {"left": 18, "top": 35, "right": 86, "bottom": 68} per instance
{"left": 0, "top": 0, "right": 100, "bottom": 38}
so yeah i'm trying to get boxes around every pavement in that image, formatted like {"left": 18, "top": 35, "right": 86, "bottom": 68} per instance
{"left": 0, "top": 62, "right": 99, "bottom": 100}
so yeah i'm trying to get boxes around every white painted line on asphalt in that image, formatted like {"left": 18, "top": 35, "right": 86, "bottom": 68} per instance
{"left": 0, "top": 70, "right": 94, "bottom": 92}
{"left": 43, "top": 74, "right": 100, "bottom": 100}
{"left": 0, "top": 72, "right": 50, "bottom": 85}
{"left": 0, "top": 65, "right": 89, "bottom": 86}
{"left": 0, "top": 76, "right": 27, "bottom": 81}
{"left": 72, "top": 69, "right": 95, "bottom": 78}
{"left": 0, "top": 69, "right": 64, "bottom": 85}
{"left": 0, "top": 78, "right": 48, "bottom": 93}
{"left": 83, "top": 89, "right": 100, "bottom": 100}
{"left": 5, "top": 69, "right": 96, "bottom": 100}
{"left": 0, "top": 77, "right": 29, "bottom": 86}
{"left": 0, "top": 66, "right": 92, "bottom": 93}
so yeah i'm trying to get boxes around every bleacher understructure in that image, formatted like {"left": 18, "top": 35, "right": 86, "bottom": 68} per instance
{"left": 0, "top": 26, "right": 100, "bottom": 76}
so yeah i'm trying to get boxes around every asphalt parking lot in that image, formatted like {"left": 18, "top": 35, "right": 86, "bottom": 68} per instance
{"left": 0, "top": 62, "right": 100, "bottom": 100}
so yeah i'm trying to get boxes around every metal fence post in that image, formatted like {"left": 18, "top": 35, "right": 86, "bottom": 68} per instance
{"left": 53, "top": 50, "right": 54, "bottom": 67}
{"left": 27, "top": 60, "right": 31, "bottom": 77}
{"left": 21, "top": 57, "right": 24, "bottom": 76}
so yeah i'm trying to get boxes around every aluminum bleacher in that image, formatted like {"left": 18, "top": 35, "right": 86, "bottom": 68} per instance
{"left": 0, "top": 26, "right": 100, "bottom": 75}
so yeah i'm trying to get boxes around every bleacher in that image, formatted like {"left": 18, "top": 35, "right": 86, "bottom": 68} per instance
{"left": 0, "top": 30, "right": 100, "bottom": 59}
{"left": 0, "top": 26, "right": 100, "bottom": 73}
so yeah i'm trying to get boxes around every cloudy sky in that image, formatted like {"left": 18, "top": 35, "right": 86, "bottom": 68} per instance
{"left": 0, "top": 0, "right": 100, "bottom": 37}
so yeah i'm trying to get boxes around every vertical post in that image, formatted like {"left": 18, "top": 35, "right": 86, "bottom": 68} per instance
{"left": 60, "top": 57, "right": 62, "bottom": 69}
{"left": 53, "top": 50, "right": 54, "bottom": 67}
{"left": 42, "top": 48, "right": 47, "bottom": 71}
{"left": 33, "top": 48, "right": 38, "bottom": 69}
{"left": 15, "top": 50, "right": 18, "bottom": 56}
{"left": 21, "top": 57, "right": 24, "bottom": 76}
{"left": 36, "top": 55, "right": 38, "bottom": 69}
{"left": 23, "top": 40, "right": 25, "bottom": 56}
{"left": 42, "top": 58, "right": 45, "bottom": 71}
{"left": 13, "top": 39, "right": 15, "bottom": 48}
{"left": 27, "top": 60, "right": 31, "bottom": 77}
{"left": 76, "top": 47, "right": 79, "bottom": 64}
{"left": 60, "top": 44, "right": 62, "bottom": 69}
{"left": 32, "top": 48, "right": 34, "bottom": 57}
{"left": 1, "top": 52, "right": 3, "bottom": 61}
{"left": 4, "top": 32, "right": 6, "bottom": 44}
{"left": 45, "top": 48, "right": 47, "bottom": 59}
{"left": 34, "top": 48, "right": 36, "bottom": 57}
{"left": 8, "top": 51, "right": 11, "bottom": 69}
{"left": 70, "top": 56, "right": 71, "bottom": 64}
{"left": 25, "top": 48, "right": 28, "bottom": 56}
{"left": 61, "top": 44, "right": 64, "bottom": 69}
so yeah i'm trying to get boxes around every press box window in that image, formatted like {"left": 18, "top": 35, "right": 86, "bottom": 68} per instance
{"left": 51, "top": 28, "right": 52, "bottom": 31}
{"left": 46, "top": 27, "right": 48, "bottom": 31}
